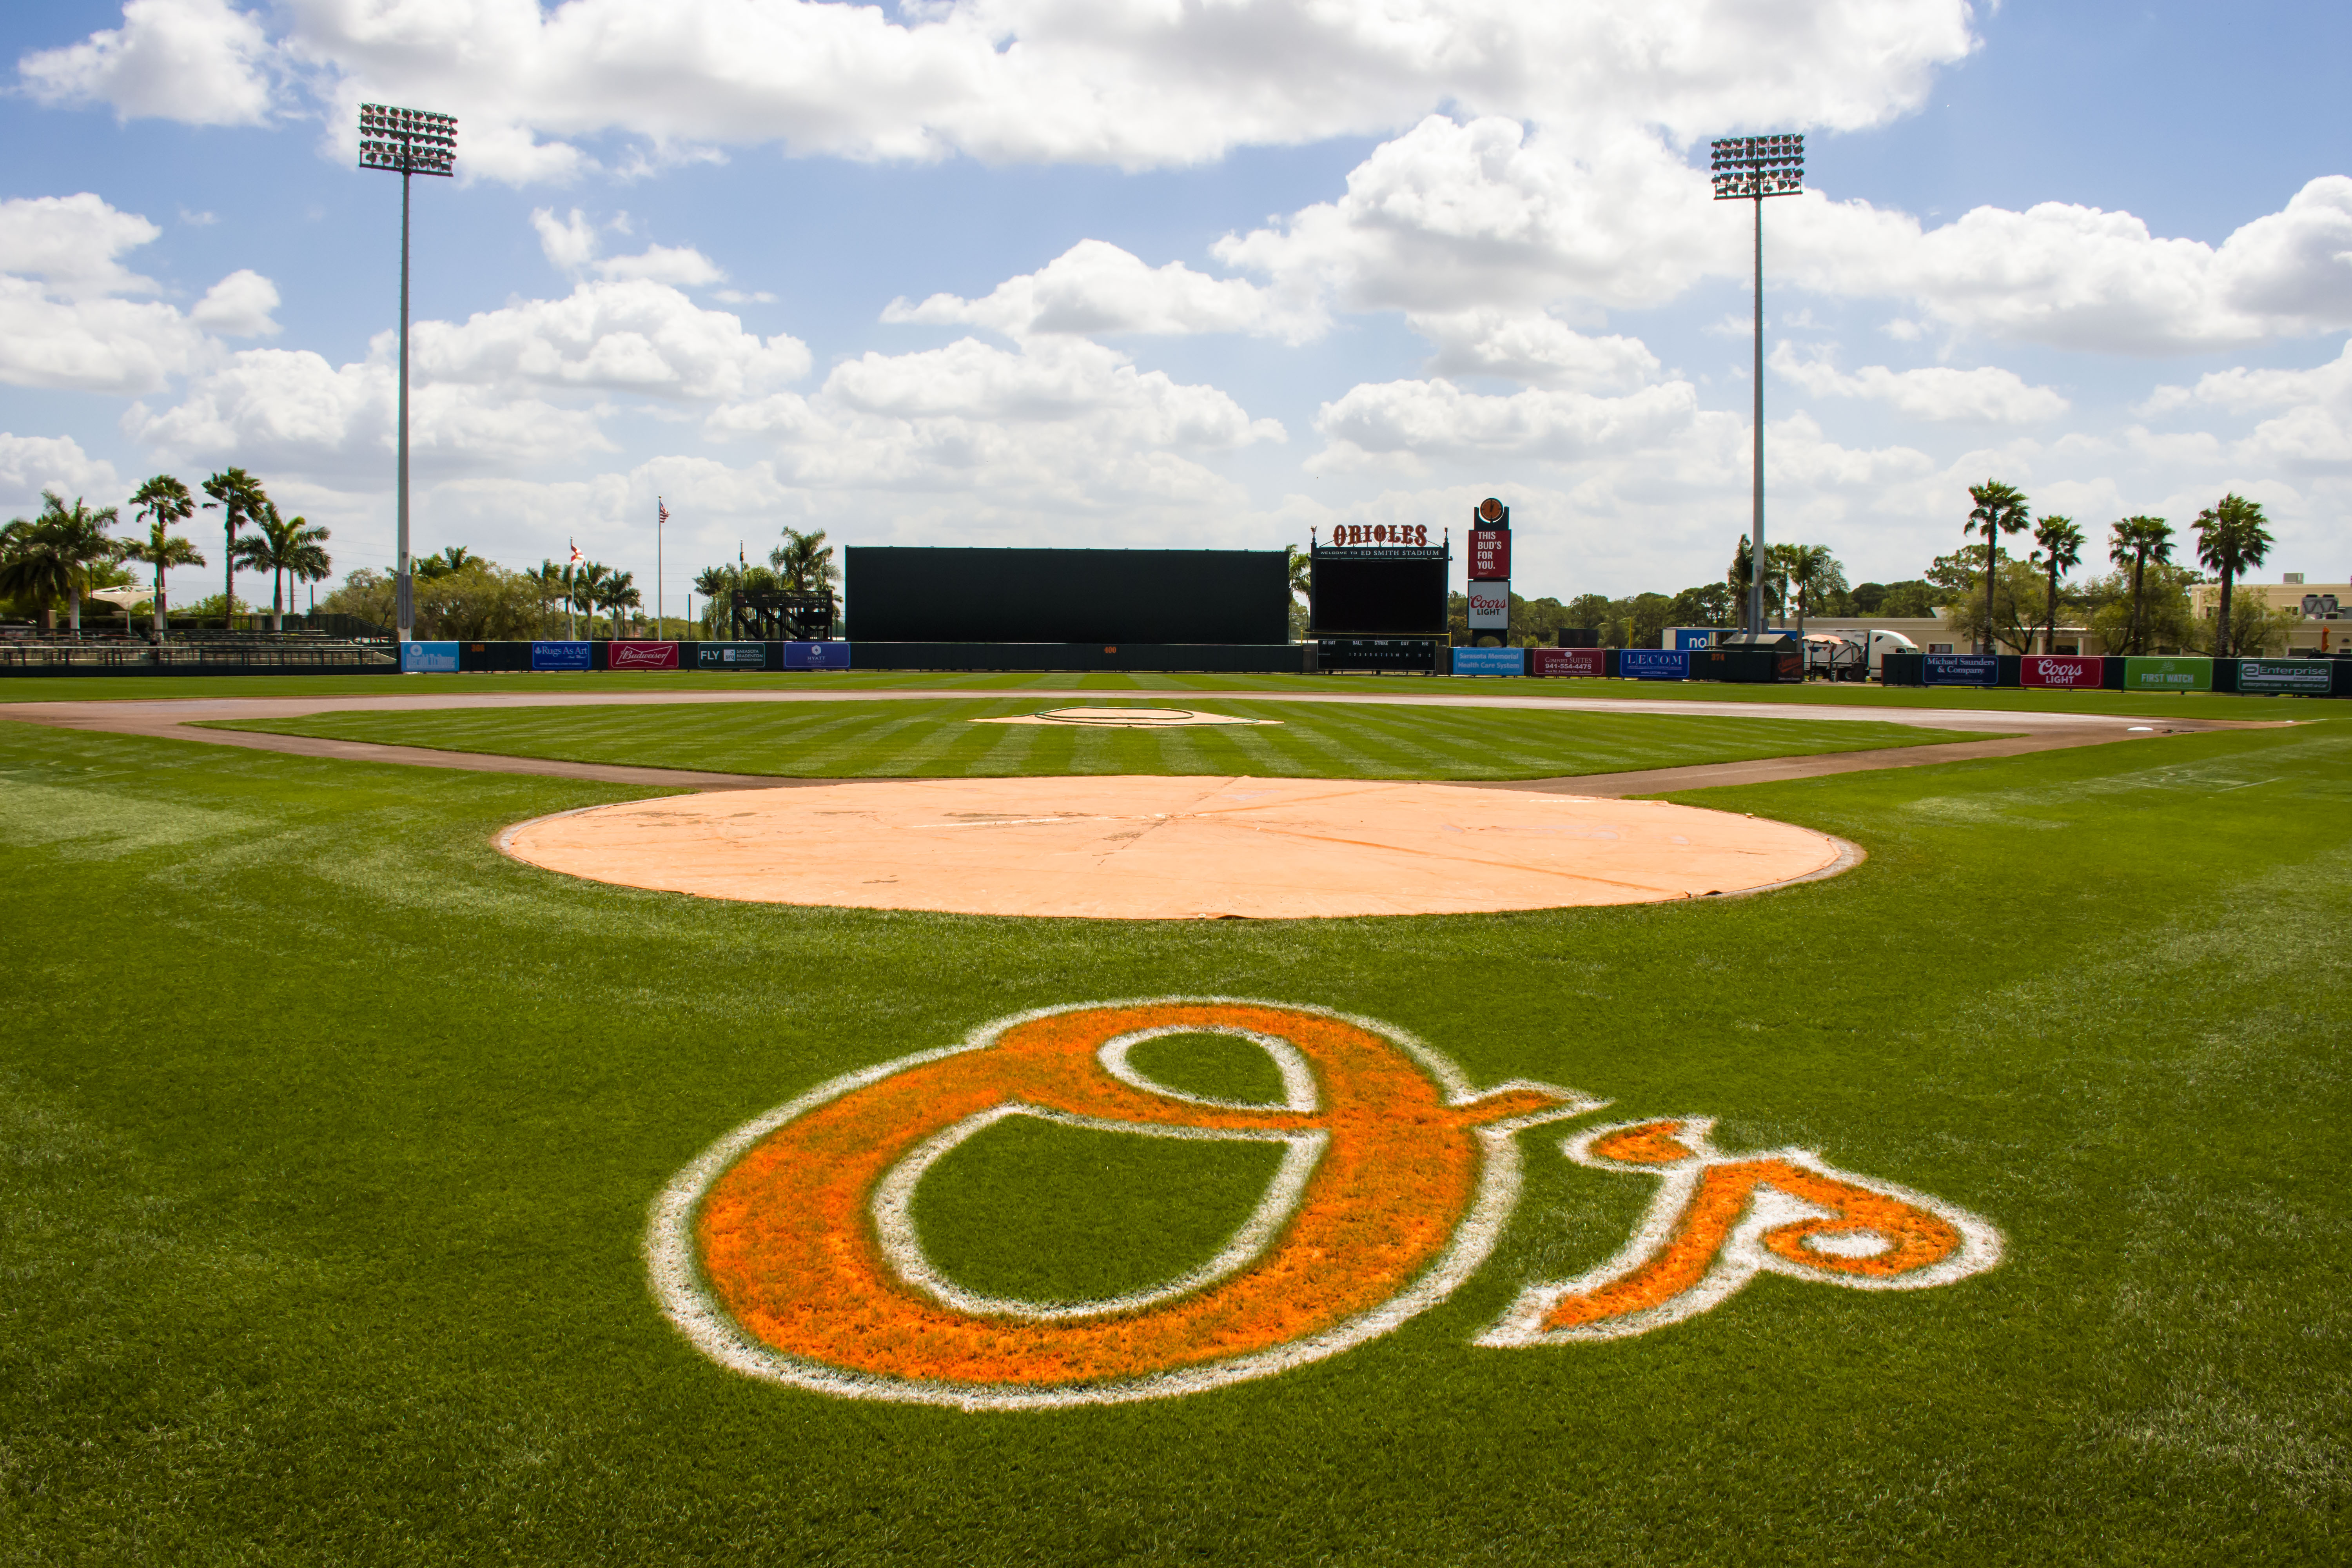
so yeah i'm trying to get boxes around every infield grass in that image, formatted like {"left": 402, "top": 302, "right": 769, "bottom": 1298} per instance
{"left": 2, "top": 717, "right": 2347, "bottom": 1564}
{"left": 206, "top": 696, "right": 1980, "bottom": 780}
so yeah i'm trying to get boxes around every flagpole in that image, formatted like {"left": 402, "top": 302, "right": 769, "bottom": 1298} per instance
{"left": 657, "top": 496, "right": 665, "bottom": 638}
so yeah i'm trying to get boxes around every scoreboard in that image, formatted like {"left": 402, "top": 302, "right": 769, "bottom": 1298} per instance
{"left": 1308, "top": 533, "right": 1449, "bottom": 637}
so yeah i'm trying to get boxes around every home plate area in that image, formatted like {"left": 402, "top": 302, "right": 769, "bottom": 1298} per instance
{"left": 499, "top": 776, "right": 1856, "bottom": 919}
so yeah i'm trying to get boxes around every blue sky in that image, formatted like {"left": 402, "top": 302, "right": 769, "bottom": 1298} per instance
{"left": 4, "top": 0, "right": 2347, "bottom": 616}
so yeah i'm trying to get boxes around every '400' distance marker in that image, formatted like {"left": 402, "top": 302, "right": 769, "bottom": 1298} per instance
{"left": 647, "top": 1000, "right": 2001, "bottom": 1410}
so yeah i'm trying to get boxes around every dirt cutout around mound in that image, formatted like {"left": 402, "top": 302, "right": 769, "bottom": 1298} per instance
{"left": 499, "top": 774, "right": 1855, "bottom": 919}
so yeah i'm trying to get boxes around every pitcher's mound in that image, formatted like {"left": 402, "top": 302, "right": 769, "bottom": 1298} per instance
{"left": 499, "top": 776, "right": 1855, "bottom": 919}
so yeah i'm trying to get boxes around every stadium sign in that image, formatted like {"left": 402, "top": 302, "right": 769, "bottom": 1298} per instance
{"left": 1924, "top": 653, "right": 1998, "bottom": 686}
{"left": 649, "top": 1000, "right": 2003, "bottom": 1409}
{"left": 2123, "top": 656, "right": 2211, "bottom": 692}
{"left": 2021, "top": 655, "right": 2102, "bottom": 688}
{"left": 609, "top": 641, "right": 679, "bottom": 670}
{"left": 1323, "top": 523, "right": 1436, "bottom": 552}
{"left": 698, "top": 641, "right": 768, "bottom": 669}
{"left": 1467, "top": 583, "right": 1510, "bottom": 631}
{"left": 1619, "top": 648, "right": 1690, "bottom": 680}
{"left": 2234, "top": 659, "right": 2330, "bottom": 695}
{"left": 1468, "top": 528, "right": 1510, "bottom": 581}
{"left": 1528, "top": 648, "right": 1605, "bottom": 677}
{"left": 400, "top": 641, "right": 459, "bottom": 673}
{"left": 532, "top": 640, "right": 592, "bottom": 671}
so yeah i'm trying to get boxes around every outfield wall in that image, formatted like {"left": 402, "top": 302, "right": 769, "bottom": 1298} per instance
{"left": 1880, "top": 652, "right": 2351, "bottom": 696}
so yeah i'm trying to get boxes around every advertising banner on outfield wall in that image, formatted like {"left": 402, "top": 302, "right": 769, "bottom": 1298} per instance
{"left": 1924, "top": 653, "right": 1999, "bottom": 686}
{"left": 698, "top": 642, "right": 768, "bottom": 670}
{"left": 532, "top": 641, "right": 592, "bottom": 671}
{"left": 1451, "top": 646, "right": 1525, "bottom": 676}
{"left": 783, "top": 641, "right": 852, "bottom": 671}
{"left": 2022, "top": 655, "right": 2103, "bottom": 688}
{"left": 1528, "top": 648, "right": 1605, "bottom": 677}
{"left": 2123, "top": 656, "right": 2211, "bottom": 692}
{"left": 1618, "top": 648, "right": 1689, "bottom": 680}
{"left": 608, "top": 641, "right": 679, "bottom": 670}
{"left": 2235, "top": 659, "right": 2332, "bottom": 694}
{"left": 401, "top": 641, "right": 459, "bottom": 673}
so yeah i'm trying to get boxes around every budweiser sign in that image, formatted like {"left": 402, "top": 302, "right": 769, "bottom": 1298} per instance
{"left": 1468, "top": 528, "right": 1510, "bottom": 581}
{"left": 609, "top": 641, "right": 680, "bottom": 670}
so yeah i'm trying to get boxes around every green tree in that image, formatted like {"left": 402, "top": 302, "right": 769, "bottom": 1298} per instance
{"left": 2107, "top": 516, "right": 2173, "bottom": 656}
{"left": 2220, "top": 590, "right": 2299, "bottom": 657}
{"left": 1878, "top": 580, "right": 1938, "bottom": 617}
{"left": 200, "top": 468, "right": 267, "bottom": 626}
{"left": 234, "top": 502, "right": 332, "bottom": 630}
{"left": 1726, "top": 535, "right": 1757, "bottom": 625}
{"left": 1777, "top": 544, "right": 1843, "bottom": 639}
{"left": 594, "top": 568, "right": 641, "bottom": 636}
{"left": 2086, "top": 562, "right": 2200, "bottom": 655}
{"left": 769, "top": 527, "right": 838, "bottom": 593}
{"left": 413, "top": 545, "right": 477, "bottom": 582}
{"left": 2192, "top": 494, "right": 2272, "bottom": 658}
{"left": 125, "top": 475, "right": 201, "bottom": 635}
{"left": 0, "top": 492, "right": 121, "bottom": 631}
{"left": 2028, "top": 515, "right": 2084, "bottom": 654}
{"left": 1964, "top": 481, "right": 2031, "bottom": 653}
{"left": 1667, "top": 583, "right": 1735, "bottom": 628}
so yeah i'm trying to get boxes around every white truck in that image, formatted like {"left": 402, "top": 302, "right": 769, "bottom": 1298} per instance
{"left": 1802, "top": 628, "right": 1920, "bottom": 681}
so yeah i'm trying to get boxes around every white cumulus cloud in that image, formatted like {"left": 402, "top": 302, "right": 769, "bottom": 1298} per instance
{"left": 27, "top": 0, "right": 1976, "bottom": 178}
{"left": 0, "top": 432, "right": 126, "bottom": 519}
{"left": 1408, "top": 308, "right": 1660, "bottom": 391}
{"left": 707, "top": 336, "right": 1282, "bottom": 510}
{"left": 1769, "top": 345, "right": 2069, "bottom": 424}
{"left": 885, "top": 240, "right": 1321, "bottom": 343}
{"left": 1311, "top": 377, "right": 1699, "bottom": 474}
{"left": 18, "top": 0, "right": 274, "bottom": 127}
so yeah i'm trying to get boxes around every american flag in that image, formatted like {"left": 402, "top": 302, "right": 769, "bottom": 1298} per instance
{"left": 658, "top": 498, "right": 668, "bottom": 525}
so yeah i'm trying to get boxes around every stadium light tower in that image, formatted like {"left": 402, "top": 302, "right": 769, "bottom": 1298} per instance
{"left": 358, "top": 103, "right": 457, "bottom": 648}
{"left": 1711, "top": 132, "right": 1804, "bottom": 637}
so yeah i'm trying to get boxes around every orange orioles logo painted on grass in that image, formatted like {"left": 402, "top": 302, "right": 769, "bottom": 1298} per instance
{"left": 646, "top": 1000, "right": 2002, "bottom": 1410}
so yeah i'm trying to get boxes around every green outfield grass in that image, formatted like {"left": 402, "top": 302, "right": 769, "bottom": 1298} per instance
{"left": 207, "top": 697, "right": 1980, "bottom": 779}
{"left": 0, "top": 666, "right": 2334, "bottom": 720}
{"left": 3, "top": 717, "right": 2347, "bottom": 1564}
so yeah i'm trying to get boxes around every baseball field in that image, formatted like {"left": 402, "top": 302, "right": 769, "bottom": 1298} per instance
{"left": 2, "top": 676, "right": 2345, "bottom": 1564}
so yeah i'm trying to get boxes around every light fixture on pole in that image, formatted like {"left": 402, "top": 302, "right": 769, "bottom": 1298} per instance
{"left": 358, "top": 102, "right": 457, "bottom": 648}
{"left": 1710, "top": 132, "right": 1803, "bottom": 637}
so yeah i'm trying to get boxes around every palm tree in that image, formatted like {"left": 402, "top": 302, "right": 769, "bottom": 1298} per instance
{"left": 1727, "top": 534, "right": 1755, "bottom": 623}
{"left": 0, "top": 493, "right": 120, "bottom": 632}
{"left": 2193, "top": 494, "right": 2273, "bottom": 658}
{"left": 572, "top": 561, "right": 613, "bottom": 636}
{"left": 531, "top": 561, "right": 569, "bottom": 636}
{"left": 126, "top": 474, "right": 201, "bottom": 640}
{"left": 200, "top": 467, "right": 267, "bottom": 627}
{"left": 1964, "top": 481, "right": 2030, "bottom": 653}
{"left": 414, "top": 545, "right": 476, "bottom": 581}
{"left": 2108, "top": 516, "right": 2173, "bottom": 655}
{"left": 0, "top": 513, "right": 72, "bottom": 632}
{"left": 693, "top": 564, "right": 735, "bottom": 637}
{"left": 2028, "top": 515, "right": 2083, "bottom": 655}
{"left": 1782, "top": 543, "right": 1836, "bottom": 642}
{"left": 594, "top": 569, "right": 640, "bottom": 636}
{"left": 287, "top": 537, "right": 333, "bottom": 622}
{"left": 769, "top": 527, "right": 838, "bottom": 593}
{"left": 234, "top": 502, "right": 332, "bottom": 630}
